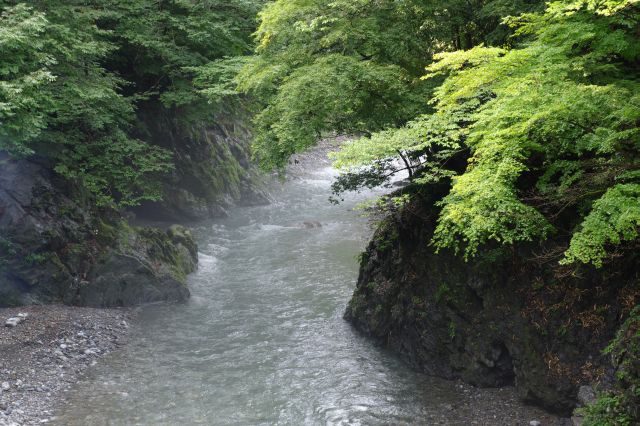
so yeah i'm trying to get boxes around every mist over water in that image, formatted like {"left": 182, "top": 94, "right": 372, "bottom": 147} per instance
{"left": 54, "top": 157, "right": 460, "bottom": 425}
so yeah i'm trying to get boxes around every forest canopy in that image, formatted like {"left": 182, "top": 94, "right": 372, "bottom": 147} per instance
{"left": 0, "top": 0, "right": 263, "bottom": 207}
{"left": 242, "top": 0, "right": 639, "bottom": 268}
{"left": 237, "top": 0, "right": 544, "bottom": 169}
{"left": 1, "top": 0, "right": 638, "bottom": 268}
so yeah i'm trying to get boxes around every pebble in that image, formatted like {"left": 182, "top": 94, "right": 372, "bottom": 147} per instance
{"left": 5, "top": 318, "right": 21, "bottom": 328}
{"left": 530, "top": 421, "right": 541, "bottom": 426}
{"left": 1, "top": 382, "right": 10, "bottom": 391}
{"left": 4, "top": 313, "right": 28, "bottom": 328}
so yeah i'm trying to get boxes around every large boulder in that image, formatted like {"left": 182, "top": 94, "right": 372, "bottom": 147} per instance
{"left": 0, "top": 154, "right": 197, "bottom": 307}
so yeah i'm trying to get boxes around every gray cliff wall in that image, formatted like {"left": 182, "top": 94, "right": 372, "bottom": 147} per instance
{"left": 0, "top": 109, "right": 270, "bottom": 307}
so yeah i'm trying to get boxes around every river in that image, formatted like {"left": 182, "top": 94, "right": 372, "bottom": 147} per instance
{"left": 54, "top": 148, "right": 555, "bottom": 425}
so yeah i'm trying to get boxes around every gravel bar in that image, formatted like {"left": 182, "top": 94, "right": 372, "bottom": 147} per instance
{"left": 0, "top": 305, "right": 131, "bottom": 426}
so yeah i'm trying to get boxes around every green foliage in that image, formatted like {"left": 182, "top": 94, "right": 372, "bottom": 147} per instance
{"left": 0, "top": 1, "right": 171, "bottom": 207}
{"left": 239, "top": 0, "right": 529, "bottom": 168}
{"left": 563, "top": 184, "right": 640, "bottom": 267}
{"left": 435, "top": 283, "right": 451, "bottom": 303}
{"left": 247, "top": 54, "right": 426, "bottom": 169}
{"left": 355, "top": 251, "right": 369, "bottom": 266}
{"left": 334, "top": 0, "right": 640, "bottom": 266}
{"left": 0, "top": 0, "right": 263, "bottom": 207}
{"left": 581, "top": 393, "right": 633, "bottom": 426}
{"left": 448, "top": 321, "right": 457, "bottom": 340}
{"left": 3, "top": 0, "right": 637, "bottom": 268}
{"left": 0, "top": 236, "right": 16, "bottom": 272}
{"left": 53, "top": 134, "right": 174, "bottom": 207}
{"left": 192, "top": 57, "right": 250, "bottom": 108}
{"left": 374, "top": 221, "right": 399, "bottom": 253}
{"left": 0, "top": 4, "right": 54, "bottom": 155}
{"left": 24, "top": 252, "right": 48, "bottom": 265}
{"left": 0, "top": 236, "right": 15, "bottom": 254}
{"left": 433, "top": 0, "right": 640, "bottom": 263}
{"left": 95, "top": 0, "right": 263, "bottom": 116}
{"left": 411, "top": 296, "right": 424, "bottom": 306}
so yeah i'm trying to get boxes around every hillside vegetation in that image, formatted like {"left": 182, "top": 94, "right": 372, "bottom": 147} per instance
{"left": 1, "top": 0, "right": 638, "bottom": 422}
{"left": 1, "top": 0, "right": 263, "bottom": 207}
{"left": 241, "top": 0, "right": 639, "bottom": 270}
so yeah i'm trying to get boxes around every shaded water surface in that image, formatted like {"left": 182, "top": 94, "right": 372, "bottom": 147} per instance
{"left": 55, "top": 156, "right": 540, "bottom": 425}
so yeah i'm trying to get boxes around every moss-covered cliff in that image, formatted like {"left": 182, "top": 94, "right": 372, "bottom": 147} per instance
{"left": 0, "top": 106, "right": 271, "bottom": 307}
{"left": 0, "top": 154, "right": 197, "bottom": 307}
{"left": 132, "top": 111, "right": 270, "bottom": 222}
{"left": 345, "top": 187, "right": 639, "bottom": 416}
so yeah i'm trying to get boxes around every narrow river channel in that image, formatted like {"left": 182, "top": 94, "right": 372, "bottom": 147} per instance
{"left": 54, "top": 149, "right": 554, "bottom": 425}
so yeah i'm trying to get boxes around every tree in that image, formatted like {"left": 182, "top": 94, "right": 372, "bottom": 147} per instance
{"left": 0, "top": 0, "right": 264, "bottom": 207}
{"left": 95, "top": 0, "right": 263, "bottom": 121}
{"left": 333, "top": 0, "right": 640, "bottom": 267}
{"left": 0, "top": 2, "right": 173, "bottom": 207}
{"left": 238, "top": 0, "right": 544, "bottom": 169}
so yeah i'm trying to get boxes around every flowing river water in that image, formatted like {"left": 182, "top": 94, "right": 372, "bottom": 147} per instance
{"left": 54, "top": 149, "right": 556, "bottom": 425}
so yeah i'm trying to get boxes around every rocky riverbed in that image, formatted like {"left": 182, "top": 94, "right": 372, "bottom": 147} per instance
{"left": 414, "top": 383, "right": 568, "bottom": 425}
{"left": 0, "top": 305, "right": 130, "bottom": 426}
{"left": 0, "top": 306, "right": 568, "bottom": 426}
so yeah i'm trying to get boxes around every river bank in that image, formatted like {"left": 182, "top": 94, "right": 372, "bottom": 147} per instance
{"left": 0, "top": 305, "right": 131, "bottom": 425}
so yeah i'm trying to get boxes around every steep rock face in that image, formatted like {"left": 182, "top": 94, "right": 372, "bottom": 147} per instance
{"left": 133, "top": 112, "right": 270, "bottom": 222}
{"left": 345, "top": 189, "right": 639, "bottom": 414}
{"left": 0, "top": 155, "right": 197, "bottom": 307}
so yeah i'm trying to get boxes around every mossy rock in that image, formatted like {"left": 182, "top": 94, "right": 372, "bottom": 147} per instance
{"left": 0, "top": 155, "right": 199, "bottom": 307}
{"left": 580, "top": 306, "right": 640, "bottom": 425}
{"left": 131, "top": 112, "right": 270, "bottom": 221}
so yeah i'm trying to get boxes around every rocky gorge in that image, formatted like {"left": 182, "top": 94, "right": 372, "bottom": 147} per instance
{"left": 3, "top": 0, "right": 639, "bottom": 423}
{"left": 1, "top": 138, "right": 637, "bottom": 424}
